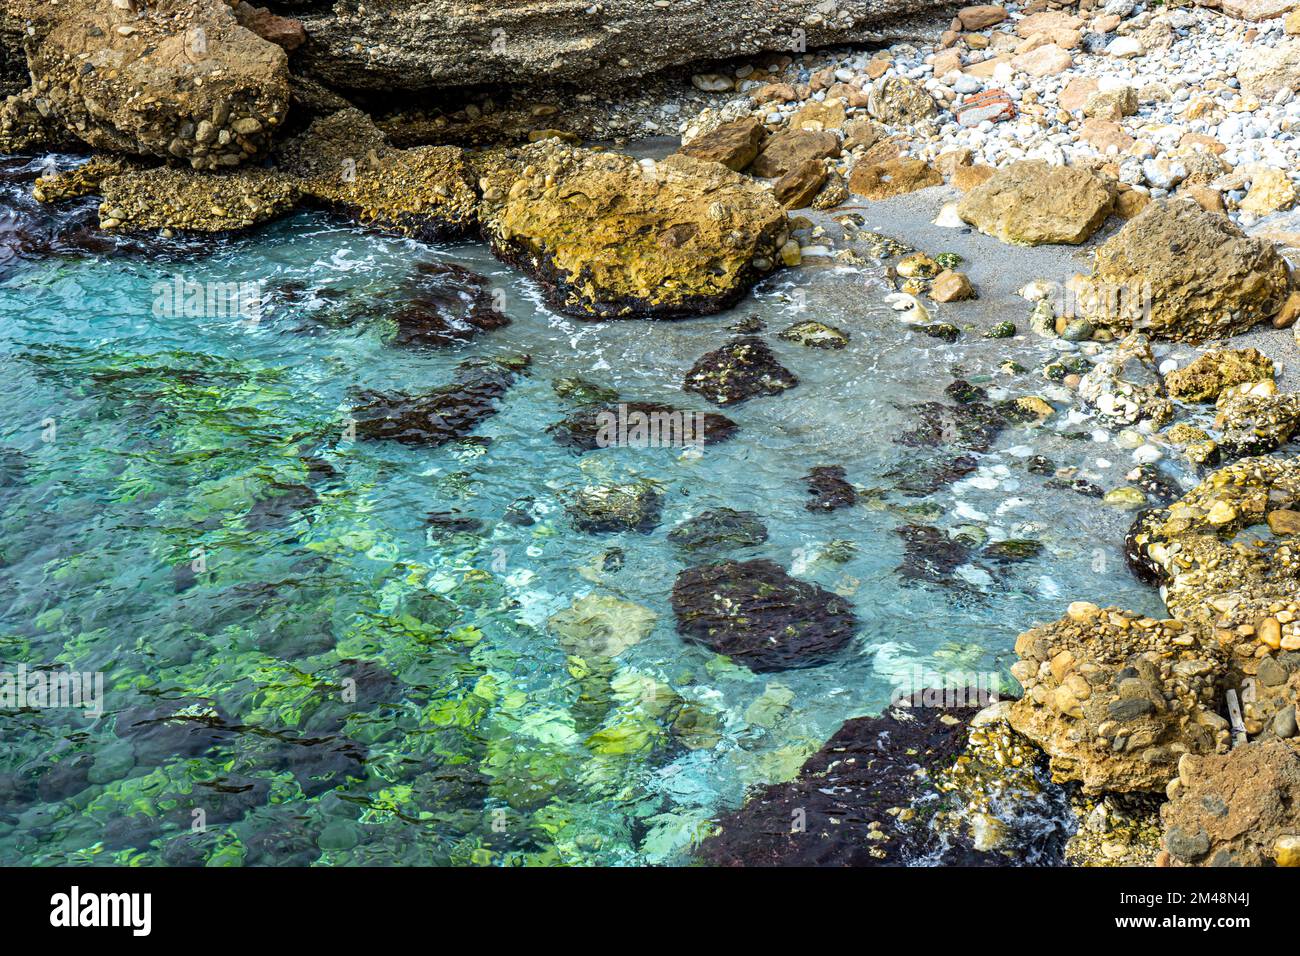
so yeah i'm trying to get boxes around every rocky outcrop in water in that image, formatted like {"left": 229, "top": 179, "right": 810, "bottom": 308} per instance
{"left": 671, "top": 558, "right": 856, "bottom": 671}
{"left": 289, "top": 0, "right": 949, "bottom": 93}
{"left": 1008, "top": 603, "right": 1228, "bottom": 794}
{"left": 477, "top": 141, "right": 788, "bottom": 318}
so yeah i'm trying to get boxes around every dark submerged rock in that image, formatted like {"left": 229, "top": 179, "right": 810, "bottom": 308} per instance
{"left": 695, "top": 703, "right": 1010, "bottom": 866}
{"left": 894, "top": 524, "right": 972, "bottom": 588}
{"left": 388, "top": 261, "right": 510, "bottom": 349}
{"left": 351, "top": 354, "right": 529, "bottom": 446}
{"left": 804, "top": 465, "right": 857, "bottom": 512}
{"left": 671, "top": 558, "right": 857, "bottom": 671}
{"left": 548, "top": 401, "right": 738, "bottom": 453}
{"left": 682, "top": 336, "right": 799, "bottom": 406}
{"left": 667, "top": 508, "right": 769, "bottom": 554}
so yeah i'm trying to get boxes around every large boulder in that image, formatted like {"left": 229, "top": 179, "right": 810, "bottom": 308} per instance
{"left": 1238, "top": 39, "right": 1300, "bottom": 97}
{"left": 477, "top": 141, "right": 788, "bottom": 318}
{"left": 1007, "top": 603, "right": 1229, "bottom": 794}
{"left": 16, "top": 0, "right": 290, "bottom": 167}
{"left": 956, "top": 160, "right": 1114, "bottom": 245}
{"left": 1161, "top": 739, "right": 1300, "bottom": 866}
{"left": 291, "top": 0, "right": 952, "bottom": 93}
{"left": 1078, "top": 199, "right": 1289, "bottom": 342}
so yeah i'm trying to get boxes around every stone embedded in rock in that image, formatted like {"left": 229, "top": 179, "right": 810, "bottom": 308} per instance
{"left": 19, "top": 0, "right": 290, "bottom": 167}
{"left": 671, "top": 558, "right": 857, "bottom": 671}
{"left": 749, "top": 128, "right": 840, "bottom": 179}
{"left": 1078, "top": 199, "right": 1289, "bottom": 342}
{"left": 278, "top": 108, "right": 478, "bottom": 241}
{"left": 867, "top": 76, "right": 938, "bottom": 126}
{"left": 683, "top": 336, "right": 799, "bottom": 406}
{"left": 1008, "top": 606, "right": 1228, "bottom": 794}
{"left": 477, "top": 141, "right": 787, "bottom": 319}
{"left": 677, "top": 116, "right": 767, "bottom": 172}
{"left": 957, "top": 160, "right": 1114, "bottom": 245}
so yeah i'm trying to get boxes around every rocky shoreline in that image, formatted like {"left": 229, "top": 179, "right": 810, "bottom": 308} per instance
{"left": 4, "top": 0, "right": 1300, "bottom": 866}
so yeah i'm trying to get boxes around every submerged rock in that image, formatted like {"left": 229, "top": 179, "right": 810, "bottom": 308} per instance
{"left": 477, "top": 142, "right": 787, "bottom": 318}
{"left": 777, "top": 320, "right": 849, "bottom": 349}
{"left": 804, "top": 465, "right": 857, "bottom": 512}
{"left": 896, "top": 400, "right": 1007, "bottom": 453}
{"left": 671, "top": 558, "right": 857, "bottom": 671}
{"left": 1077, "top": 333, "right": 1173, "bottom": 427}
{"left": 695, "top": 702, "right": 1012, "bottom": 866}
{"left": 388, "top": 261, "right": 510, "bottom": 350}
{"left": 566, "top": 479, "right": 664, "bottom": 534}
{"left": 667, "top": 508, "right": 769, "bottom": 554}
{"left": 548, "top": 401, "right": 738, "bottom": 453}
{"left": 894, "top": 524, "right": 973, "bottom": 588}
{"left": 682, "top": 336, "right": 799, "bottom": 406}
{"left": 351, "top": 355, "right": 530, "bottom": 446}
{"left": 548, "top": 594, "right": 658, "bottom": 659}
{"left": 1161, "top": 739, "right": 1300, "bottom": 866}
{"left": 957, "top": 160, "right": 1114, "bottom": 245}
{"left": 1078, "top": 199, "right": 1289, "bottom": 343}
{"left": 1008, "top": 604, "right": 1228, "bottom": 794}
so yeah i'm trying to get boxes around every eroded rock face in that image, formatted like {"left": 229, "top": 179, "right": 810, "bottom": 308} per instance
{"left": 277, "top": 108, "right": 478, "bottom": 241}
{"left": 671, "top": 558, "right": 857, "bottom": 671}
{"left": 1008, "top": 603, "right": 1229, "bottom": 794}
{"left": 1162, "top": 739, "right": 1300, "bottom": 866}
{"left": 957, "top": 160, "right": 1114, "bottom": 245}
{"left": 477, "top": 142, "right": 787, "bottom": 318}
{"left": 1078, "top": 199, "right": 1289, "bottom": 343}
{"left": 17, "top": 0, "right": 290, "bottom": 167}
{"left": 290, "top": 0, "right": 952, "bottom": 93}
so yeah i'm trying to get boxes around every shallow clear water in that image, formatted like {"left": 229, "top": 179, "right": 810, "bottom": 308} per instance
{"left": 0, "top": 154, "right": 1164, "bottom": 865}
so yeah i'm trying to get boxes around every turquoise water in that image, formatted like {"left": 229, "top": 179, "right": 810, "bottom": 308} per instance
{"left": 0, "top": 153, "right": 1164, "bottom": 865}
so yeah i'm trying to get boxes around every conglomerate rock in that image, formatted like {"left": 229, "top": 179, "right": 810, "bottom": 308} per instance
{"left": 1161, "top": 739, "right": 1300, "bottom": 866}
{"left": 1007, "top": 602, "right": 1230, "bottom": 794}
{"left": 13, "top": 0, "right": 290, "bottom": 167}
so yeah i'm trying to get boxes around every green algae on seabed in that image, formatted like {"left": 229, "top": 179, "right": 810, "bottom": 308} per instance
{"left": 2, "top": 341, "right": 753, "bottom": 865}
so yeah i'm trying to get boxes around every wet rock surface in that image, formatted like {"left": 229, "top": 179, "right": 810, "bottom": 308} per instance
{"left": 477, "top": 141, "right": 787, "bottom": 318}
{"left": 695, "top": 703, "right": 1052, "bottom": 866}
{"left": 671, "top": 558, "right": 857, "bottom": 672}
{"left": 667, "top": 508, "right": 769, "bottom": 555}
{"left": 682, "top": 336, "right": 799, "bottom": 406}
